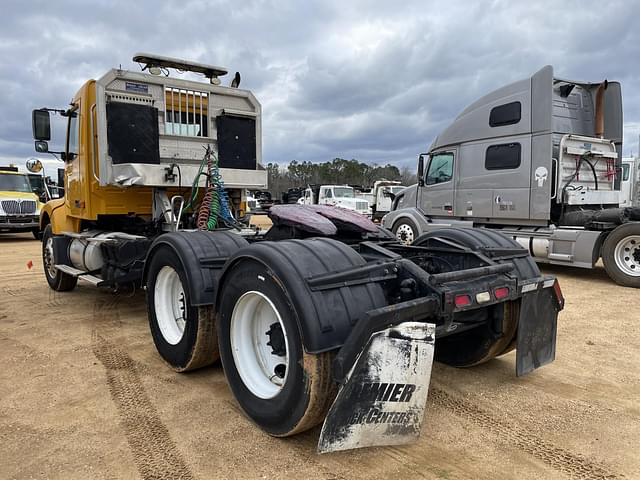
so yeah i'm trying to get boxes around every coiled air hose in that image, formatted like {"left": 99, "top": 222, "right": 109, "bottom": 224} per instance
{"left": 184, "top": 146, "right": 235, "bottom": 231}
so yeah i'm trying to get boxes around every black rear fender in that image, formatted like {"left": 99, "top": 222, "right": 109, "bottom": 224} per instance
{"left": 216, "top": 238, "right": 387, "bottom": 354}
{"left": 144, "top": 230, "right": 248, "bottom": 306}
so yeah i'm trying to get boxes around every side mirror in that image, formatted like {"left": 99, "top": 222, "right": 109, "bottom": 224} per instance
{"left": 32, "top": 109, "right": 51, "bottom": 141}
{"left": 26, "top": 158, "right": 44, "bottom": 173}
{"left": 417, "top": 154, "right": 427, "bottom": 187}
{"left": 35, "top": 140, "right": 49, "bottom": 153}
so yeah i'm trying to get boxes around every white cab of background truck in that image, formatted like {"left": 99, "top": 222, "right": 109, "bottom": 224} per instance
{"left": 620, "top": 157, "right": 639, "bottom": 207}
{"left": 299, "top": 185, "right": 370, "bottom": 216}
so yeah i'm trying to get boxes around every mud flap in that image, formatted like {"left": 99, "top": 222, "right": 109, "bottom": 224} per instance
{"left": 317, "top": 322, "right": 435, "bottom": 453}
{"left": 516, "top": 287, "right": 558, "bottom": 376}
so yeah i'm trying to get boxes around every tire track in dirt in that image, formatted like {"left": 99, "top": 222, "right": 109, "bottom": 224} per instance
{"left": 430, "top": 386, "right": 622, "bottom": 479}
{"left": 92, "top": 299, "right": 194, "bottom": 480}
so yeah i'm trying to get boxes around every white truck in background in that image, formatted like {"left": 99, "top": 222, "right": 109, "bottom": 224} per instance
{"left": 356, "top": 180, "right": 406, "bottom": 222}
{"left": 299, "top": 184, "right": 370, "bottom": 216}
{"left": 620, "top": 157, "right": 639, "bottom": 207}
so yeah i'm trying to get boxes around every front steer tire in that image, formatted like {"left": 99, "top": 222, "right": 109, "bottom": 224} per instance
{"left": 42, "top": 224, "right": 77, "bottom": 292}
{"left": 217, "top": 258, "right": 336, "bottom": 437}
{"left": 392, "top": 217, "right": 420, "bottom": 245}
{"left": 146, "top": 245, "right": 219, "bottom": 372}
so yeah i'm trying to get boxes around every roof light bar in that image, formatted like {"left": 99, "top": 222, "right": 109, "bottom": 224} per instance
{"left": 133, "top": 53, "right": 228, "bottom": 83}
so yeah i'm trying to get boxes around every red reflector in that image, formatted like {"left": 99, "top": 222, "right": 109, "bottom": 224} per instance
{"left": 454, "top": 294, "right": 472, "bottom": 308}
{"left": 552, "top": 280, "right": 565, "bottom": 309}
{"left": 494, "top": 287, "right": 509, "bottom": 300}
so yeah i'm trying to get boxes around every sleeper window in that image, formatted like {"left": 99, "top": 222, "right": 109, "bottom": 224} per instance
{"left": 485, "top": 143, "right": 521, "bottom": 170}
{"left": 489, "top": 101, "right": 521, "bottom": 127}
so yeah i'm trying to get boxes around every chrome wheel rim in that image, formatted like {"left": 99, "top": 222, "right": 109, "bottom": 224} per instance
{"left": 230, "top": 291, "right": 290, "bottom": 399}
{"left": 43, "top": 237, "right": 57, "bottom": 278}
{"left": 154, "top": 266, "right": 187, "bottom": 345}
{"left": 395, "top": 223, "right": 415, "bottom": 245}
{"left": 614, "top": 235, "right": 640, "bottom": 277}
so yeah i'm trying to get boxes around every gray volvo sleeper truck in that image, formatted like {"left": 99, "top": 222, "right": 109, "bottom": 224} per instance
{"left": 384, "top": 65, "right": 640, "bottom": 287}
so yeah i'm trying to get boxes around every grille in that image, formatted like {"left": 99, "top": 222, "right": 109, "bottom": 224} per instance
{"left": 1, "top": 200, "right": 36, "bottom": 215}
{"left": 356, "top": 201, "right": 369, "bottom": 210}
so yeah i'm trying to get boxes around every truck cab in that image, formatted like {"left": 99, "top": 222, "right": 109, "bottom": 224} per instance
{"left": 357, "top": 180, "right": 405, "bottom": 221}
{"left": 0, "top": 167, "right": 43, "bottom": 238}
{"left": 32, "top": 53, "right": 265, "bottom": 237}
{"left": 385, "top": 66, "right": 640, "bottom": 287}
{"left": 620, "top": 157, "right": 639, "bottom": 207}
{"left": 299, "top": 184, "right": 370, "bottom": 216}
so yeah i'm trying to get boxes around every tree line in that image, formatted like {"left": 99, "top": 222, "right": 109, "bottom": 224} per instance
{"left": 264, "top": 158, "right": 416, "bottom": 196}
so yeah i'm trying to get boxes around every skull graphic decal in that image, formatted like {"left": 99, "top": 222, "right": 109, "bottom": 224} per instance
{"left": 534, "top": 166, "right": 548, "bottom": 187}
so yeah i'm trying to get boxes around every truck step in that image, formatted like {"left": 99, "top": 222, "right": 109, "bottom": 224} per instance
{"left": 547, "top": 253, "right": 574, "bottom": 262}
{"left": 55, "top": 264, "right": 103, "bottom": 285}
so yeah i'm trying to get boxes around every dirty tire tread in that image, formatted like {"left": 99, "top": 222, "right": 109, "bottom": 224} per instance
{"left": 469, "top": 300, "right": 520, "bottom": 366}
{"left": 146, "top": 246, "right": 219, "bottom": 372}
{"left": 178, "top": 305, "right": 219, "bottom": 372}
{"left": 286, "top": 351, "right": 338, "bottom": 436}
{"left": 430, "top": 386, "right": 623, "bottom": 480}
{"left": 217, "top": 258, "right": 338, "bottom": 437}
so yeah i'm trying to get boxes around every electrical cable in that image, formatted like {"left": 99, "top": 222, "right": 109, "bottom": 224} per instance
{"left": 560, "top": 154, "right": 586, "bottom": 222}
{"left": 185, "top": 146, "right": 242, "bottom": 231}
{"left": 582, "top": 158, "right": 598, "bottom": 190}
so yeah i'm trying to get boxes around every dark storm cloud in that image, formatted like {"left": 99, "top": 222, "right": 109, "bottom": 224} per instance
{"left": 1, "top": 0, "right": 639, "bottom": 170}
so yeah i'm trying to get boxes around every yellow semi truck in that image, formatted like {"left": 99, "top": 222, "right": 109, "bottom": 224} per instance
{"left": 31, "top": 54, "right": 562, "bottom": 452}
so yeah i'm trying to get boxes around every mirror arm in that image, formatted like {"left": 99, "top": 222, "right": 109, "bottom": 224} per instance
{"left": 39, "top": 107, "right": 67, "bottom": 115}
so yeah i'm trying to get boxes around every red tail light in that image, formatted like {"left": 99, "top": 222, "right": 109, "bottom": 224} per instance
{"left": 454, "top": 294, "right": 472, "bottom": 308}
{"left": 494, "top": 287, "right": 509, "bottom": 300}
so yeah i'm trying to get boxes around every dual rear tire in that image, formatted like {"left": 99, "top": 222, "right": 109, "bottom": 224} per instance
{"left": 146, "top": 246, "right": 219, "bottom": 372}
{"left": 146, "top": 244, "right": 338, "bottom": 436}
{"left": 216, "top": 259, "right": 335, "bottom": 436}
{"left": 414, "top": 228, "right": 539, "bottom": 367}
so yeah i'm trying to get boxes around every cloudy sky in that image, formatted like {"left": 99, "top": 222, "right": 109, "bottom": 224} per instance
{"left": 1, "top": 0, "right": 639, "bottom": 175}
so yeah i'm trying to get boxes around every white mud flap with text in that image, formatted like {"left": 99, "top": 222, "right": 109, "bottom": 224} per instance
{"left": 318, "top": 322, "right": 435, "bottom": 453}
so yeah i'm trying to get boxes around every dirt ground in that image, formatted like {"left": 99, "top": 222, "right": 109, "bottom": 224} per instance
{"left": 0, "top": 232, "right": 638, "bottom": 480}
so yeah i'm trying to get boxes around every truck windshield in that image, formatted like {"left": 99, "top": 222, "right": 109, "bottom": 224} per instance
{"left": 334, "top": 187, "right": 354, "bottom": 198}
{"left": 28, "top": 175, "right": 45, "bottom": 191}
{"left": 0, "top": 173, "right": 33, "bottom": 193}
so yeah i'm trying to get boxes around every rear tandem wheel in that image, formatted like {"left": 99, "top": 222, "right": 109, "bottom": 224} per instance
{"left": 146, "top": 246, "right": 219, "bottom": 372}
{"left": 215, "top": 238, "right": 387, "bottom": 437}
{"left": 216, "top": 258, "right": 336, "bottom": 436}
{"left": 415, "top": 227, "right": 539, "bottom": 367}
